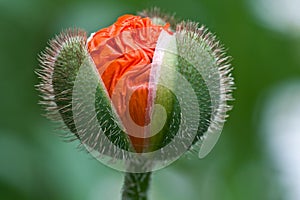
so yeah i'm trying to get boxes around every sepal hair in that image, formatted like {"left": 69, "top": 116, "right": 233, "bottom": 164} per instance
{"left": 36, "top": 28, "right": 87, "bottom": 140}
{"left": 138, "top": 7, "right": 177, "bottom": 29}
{"left": 175, "top": 21, "right": 234, "bottom": 156}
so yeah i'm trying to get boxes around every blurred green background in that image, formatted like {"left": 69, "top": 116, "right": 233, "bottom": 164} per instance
{"left": 1, "top": 0, "right": 300, "bottom": 199}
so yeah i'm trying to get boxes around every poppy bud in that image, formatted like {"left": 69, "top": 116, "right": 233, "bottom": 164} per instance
{"left": 37, "top": 8, "right": 234, "bottom": 172}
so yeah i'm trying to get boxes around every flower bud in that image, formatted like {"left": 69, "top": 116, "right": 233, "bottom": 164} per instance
{"left": 37, "top": 8, "right": 234, "bottom": 172}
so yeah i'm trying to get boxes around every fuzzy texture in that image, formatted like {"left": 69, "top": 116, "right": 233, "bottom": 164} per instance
{"left": 175, "top": 21, "right": 234, "bottom": 157}
{"left": 36, "top": 29, "right": 87, "bottom": 140}
{"left": 36, "top": 9, "right": 234, "bottom": 166}
{"left": 36, "top": 29, "right": 132, "bottom": 156}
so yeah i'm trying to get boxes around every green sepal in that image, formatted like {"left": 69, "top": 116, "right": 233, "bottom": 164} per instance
{"left": 39, "top": 29, "right": 132, "bottom": 152}
{"left": 175, "top": 56, "right": 212, "bottom": 144}
{"left": 52, "top": 30, "right": 87, "bottom": 136}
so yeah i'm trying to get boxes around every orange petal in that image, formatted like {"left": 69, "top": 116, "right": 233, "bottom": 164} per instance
{"left": 88, "top": 15, "right": 171, "bottom": 152}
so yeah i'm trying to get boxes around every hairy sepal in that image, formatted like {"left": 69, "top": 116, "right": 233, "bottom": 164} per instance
{"left": 37, "top": 29, "right": 132, "bottom": 155}
{"left": 176, "top": 22, "right": 234, "bottom": 158}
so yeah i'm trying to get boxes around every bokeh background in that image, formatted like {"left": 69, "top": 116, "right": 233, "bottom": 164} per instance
{"left": 1, "top": 0, "right": 300, "bottom": 199}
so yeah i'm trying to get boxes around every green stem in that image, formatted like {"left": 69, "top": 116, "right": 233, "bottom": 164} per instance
{"left": 122, "top": 172, "right": 152, "bottom": 200}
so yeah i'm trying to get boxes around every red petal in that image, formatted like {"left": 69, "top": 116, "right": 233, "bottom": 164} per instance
{"left": 88, "top": 15, "right": 171, "bottom": 152}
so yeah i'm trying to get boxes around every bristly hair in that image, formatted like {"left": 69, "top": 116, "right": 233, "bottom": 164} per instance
{"left": 175, "top": 21, "right": 234, "bottom": 157}
{"left": 177, "top": 20, "right": 234, "bottom": 114}
{"left": 138, "top": 7, "right": 178, "bottom": 29}
{"left": 36, "top": 28, "right": 87, "bottom": 141}
{"left": 35, "top": 11, "right": 235, "bottom": 166}
{"left": 36, "top": 28, "right": 132, "bottom": 159}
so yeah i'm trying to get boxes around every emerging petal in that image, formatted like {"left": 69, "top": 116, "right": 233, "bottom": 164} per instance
{"left": 87, "top": 15, "right": 172, "bottom": 152}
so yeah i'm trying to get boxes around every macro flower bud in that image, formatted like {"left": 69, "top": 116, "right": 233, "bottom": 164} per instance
{"left": 37, "top": 8, "right": 234, "bottom": 172}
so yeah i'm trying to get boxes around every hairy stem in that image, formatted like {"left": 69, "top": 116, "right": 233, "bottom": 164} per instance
{"left": 122, "top": 172, "right": 152, "bottom": 200}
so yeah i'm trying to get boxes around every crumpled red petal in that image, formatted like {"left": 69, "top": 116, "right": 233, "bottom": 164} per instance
{"left": 88, "top": 15, "right": 171, "bottom": 152}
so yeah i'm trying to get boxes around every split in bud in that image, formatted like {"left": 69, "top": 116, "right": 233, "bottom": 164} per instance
{"left": 37, "top": 8, "right": 234, "bottom": 172}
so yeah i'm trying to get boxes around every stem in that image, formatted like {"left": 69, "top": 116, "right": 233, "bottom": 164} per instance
{"left": 122, "top": 172, "right": 152, "bottom": 200}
